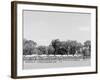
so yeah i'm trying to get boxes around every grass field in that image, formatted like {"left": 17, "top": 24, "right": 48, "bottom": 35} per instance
{"left": 23, "top": 55, "right": 91, "bottom": 69}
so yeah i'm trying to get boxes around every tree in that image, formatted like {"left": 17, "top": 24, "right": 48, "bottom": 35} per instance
{"left": 47, "top": 45, "right": 55, "bottom": 55}
{"left": 64, "top": 40, "right": 72, "bottom": 55}
{"left": 68, "top": 41, "right": 78, "bottom": 56}
{"left": 83, "top": 40, "right": 91, "bottom": 57}
{"left": 84, "top": 40, "right": 91, "bottom": 49}
{"left": 57, "top": 48, "right": 67, "bottom": 55}
{"left": 76, "top": 42, "right": 83, "bottom": 55}
{"left": 51, "top": 39, "right": 61, "bottom": 54}
{"left": 23, "top": 39, "right": 37, "bottom": 55}
{"left": 58, "top": 41, "right": 69, "bottom": 55}
{"left": 37, "top": 46, "right": 47, "bottom": 55}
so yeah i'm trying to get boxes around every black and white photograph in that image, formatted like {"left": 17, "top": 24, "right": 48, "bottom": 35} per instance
{"left": 11, "top": 1, "right": 97, "bottom": 78}
{"left": 23, "top": 10, "right": 91, "bottom": 69}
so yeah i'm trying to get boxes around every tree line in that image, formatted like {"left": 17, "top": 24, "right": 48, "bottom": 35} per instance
{"left": 23, "top": 39, "right": 91, "bottom": 57}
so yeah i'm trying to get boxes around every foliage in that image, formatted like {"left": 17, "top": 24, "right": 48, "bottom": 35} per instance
{"left": 23, "top": 39, "right": 37, "bottom": 55}
{"left": 23, "top": 38, "right": 91, "bottom": 58}
{"left": 37, "top": 46, "right": 47, "bottom": 55}
{"left": 47, "top": 45, "right": 55, "bottom": 55}
{"left": 83, "top": 40, "right": 91, "bottom": 57}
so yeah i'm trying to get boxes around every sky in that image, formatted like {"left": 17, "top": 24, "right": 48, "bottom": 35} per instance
{"left": 23, "top": 10, "right": 91, "bottom": 46}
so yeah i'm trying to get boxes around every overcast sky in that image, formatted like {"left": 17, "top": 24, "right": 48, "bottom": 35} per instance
{"left": 23, "top": 10, "right": 91, "bottom": 46}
